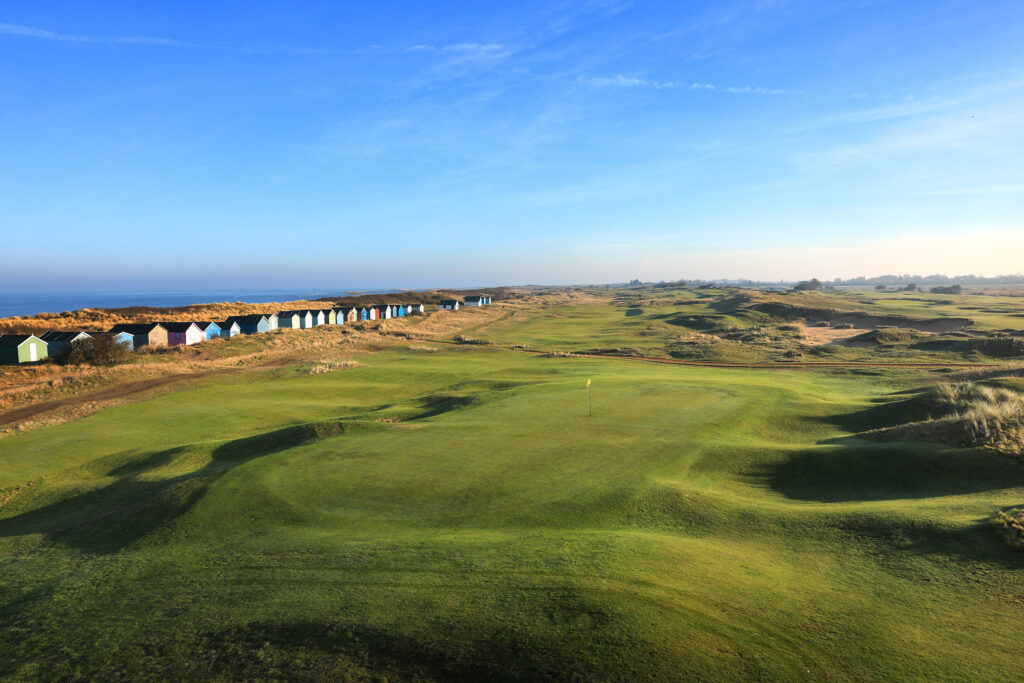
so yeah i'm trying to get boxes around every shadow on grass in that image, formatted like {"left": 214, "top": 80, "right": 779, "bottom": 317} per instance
{"left": 0, "top": 420, "right": 381, "bottom": 555}
{"left": 824, "top": 394, "right": 934, "bottom": 433}
{"left": 758, "top": 438, "right": 1022, "bottom": 503}
{"left": 17, "top": 593, "right": 649, "bottom": 681}
{"left": 830, "top": 510, "right": 1024, "bottom": 569}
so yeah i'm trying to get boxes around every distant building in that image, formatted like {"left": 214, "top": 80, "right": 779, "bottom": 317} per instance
{"left": 109, "top": 323, "right": 168, "bottom": 348}
{"left": 276, "top": 311, "right": 301, "bottom": 329}
{"left": 227, "top": 314, "right": 271, "bottom": 335}
{"left": 217, "top": 320, "right": 241, "bottom": 338}
{"left": 0, "top": 334, "right": 48, "bottom": 364}
{"left": 439, "top": 300, "right": 460, "bottom": 311}
{"left": 162, "top": 322, "right": 204, "bottom": 346}
{"left": 39, "top": 331, "right": 92, "bottom": 357}
{"left": 194, "top": 322, "right": 221, "bottom": 341}
{"left": 98, "top": 330, "right": 135, "bottom": 351}
{"left": 463, "top": 296, "right": 484, "bottom": 307}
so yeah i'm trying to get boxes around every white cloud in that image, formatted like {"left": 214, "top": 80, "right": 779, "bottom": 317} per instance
{"left": 577, "top": 74, "right": 681, "bottom": 88}
{"left": 439, "top": 43, "right": 503, "bottom": 53}
{"left": 577, "top": 74, "right": 803, "bottom": 94}
{"left": 0, "top": 21, "right": 197, "bottom": 47}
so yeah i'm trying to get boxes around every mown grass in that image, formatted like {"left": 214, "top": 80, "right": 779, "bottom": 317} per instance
{"left": 1, "top": 296, "right": 1024, "bottom": 680}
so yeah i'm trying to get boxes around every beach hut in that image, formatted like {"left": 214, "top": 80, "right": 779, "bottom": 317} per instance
{"left": 359, "top": 307, "right": 370, "bottom": 321}
{"left": 109, "top": 323, "right": 168, "bottom": 348}
{"left": 98, "top": 330, "right": 135, "bottom": 351}
{"left": 195, "top": 322, "right": 221, "bottom": 341}
{"left": 163, "top": 322, "right": 204, "bottom": 346}
{"left": 327, "top": 309, "right": 338, "bottom": 325}
{"left": 379, "top": 305, "right": 393, "bottom": 319}
{"left": 267, "top": 313, "right": 279, "bottom": 331}
{"left": 393, "top": 304, "right": 406, "bottom": 318}
{"left": 0, "top": 334, "right": 48, "bottom": 364}
{"left": 368, "top": 307, "right": 379, "bottom": 321}
{"left": 439, "top": 300, "right": 460, "bottom": 311}
{"left": 463, "top": 296, "right": 484, "bottom": 307}
{"left": 217, "top": 320, "right": 241, "bottom": 338}
{"left": 39, "top": 331, "right": 92, "bottom": 357}
{"left": 297, "top": 310, "right": 314, "bottom": 328}
{"left": 310, "top": 310, "right": 326, "bottom": 327}
{"left": 276, "top": 311, "right": 301, "bottom": 329}
{"left": 408, "top": 303, "right": 425, "bottom": 314}
{"left": 228, "top": 314, "right": 271, "bottom": 335}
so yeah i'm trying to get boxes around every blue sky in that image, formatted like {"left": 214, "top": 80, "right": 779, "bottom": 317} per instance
{"left": 1, "top": 1, "right": 1022, "bottom": 291}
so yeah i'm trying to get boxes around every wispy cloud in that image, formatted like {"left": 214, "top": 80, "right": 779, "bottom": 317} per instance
{"left": 576, "top": 74, "right": 804, "bottom": 94}
{"left": 439, "top": 42, "right": 503, "bottom": 53}
{"left": 0, "top": 21, "right": 198, "bottom": 47}
{"left": 0, "top": 21, "right": 362, "bottom": 54}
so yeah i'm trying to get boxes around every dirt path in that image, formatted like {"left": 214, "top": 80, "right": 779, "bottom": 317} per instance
{"left": 0, "top": 369, "right": 232, "bottom": 426}
{"left": 0, "top": 351, "right": 314, "bottom": 429}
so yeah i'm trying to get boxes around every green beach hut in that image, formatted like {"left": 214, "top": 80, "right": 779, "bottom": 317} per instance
{"left": 0, "top": 334, "right": 49, "bottom": 364}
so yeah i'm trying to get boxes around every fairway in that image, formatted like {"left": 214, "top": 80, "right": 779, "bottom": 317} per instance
{"left": 1, "top": 301, "right": 1023, "bottom": 681}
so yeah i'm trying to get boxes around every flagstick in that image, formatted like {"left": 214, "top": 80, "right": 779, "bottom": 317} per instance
{"left": 589, "top": 383, "right": 592, "bottom": 417}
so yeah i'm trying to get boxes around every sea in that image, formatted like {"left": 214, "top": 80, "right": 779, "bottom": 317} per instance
{"left": 0, "top": 289, "right": 370, "bottom": 319}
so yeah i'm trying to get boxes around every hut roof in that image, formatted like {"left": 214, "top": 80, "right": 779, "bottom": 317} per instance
{"left": 39, "top": 331, "right": 91, "bottom": 342}
{"left": 228, "top": 314, "right": 269, "bottom": 325}
{"left": 110, "top": 323, "right": 166, "bottom": 334}
{"left": 161, "top": 322, "right": 200, "bottom": 333}
{"left": 0, "top": 334, "right": 39, "bottom": 347}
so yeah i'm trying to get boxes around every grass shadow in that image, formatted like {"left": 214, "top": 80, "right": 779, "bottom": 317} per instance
{"left": 0, "top": 420, "right": 378, "bottom": 554}
{"left": 757, "top": 438, "right": 1023, "bottom": 503}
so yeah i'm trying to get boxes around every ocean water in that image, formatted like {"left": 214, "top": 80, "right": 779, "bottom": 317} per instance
{"left": 0, "top": 290, "right": 348, "bottom": 319}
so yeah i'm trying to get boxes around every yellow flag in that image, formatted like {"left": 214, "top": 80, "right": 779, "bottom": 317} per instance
{"left": 586, "top": 378, "right": 591, "bottom": 388}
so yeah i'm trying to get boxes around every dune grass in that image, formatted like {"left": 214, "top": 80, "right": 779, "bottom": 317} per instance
{"left": 1, "top": 302, "right": 1024, "bottom": 680}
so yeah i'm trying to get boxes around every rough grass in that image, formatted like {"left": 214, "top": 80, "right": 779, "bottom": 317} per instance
{"left": 866, "top": 382, "right": 1024, "bottom": 458}
{"left": 992, "top": 507, "right": 1024, "bottom": 549}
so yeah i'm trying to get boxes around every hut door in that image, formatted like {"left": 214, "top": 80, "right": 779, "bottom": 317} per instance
{"left": 29, "top": 344, "right": 37, "bottom": 361}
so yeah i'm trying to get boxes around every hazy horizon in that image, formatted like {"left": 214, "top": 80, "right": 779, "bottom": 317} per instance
{"left": 2, "top": 1, "right": 1022, "bottom": 290}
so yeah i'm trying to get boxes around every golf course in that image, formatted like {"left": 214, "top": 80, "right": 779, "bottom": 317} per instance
{"left": 1, "top": 287, "right": 1022, "bottom": 681}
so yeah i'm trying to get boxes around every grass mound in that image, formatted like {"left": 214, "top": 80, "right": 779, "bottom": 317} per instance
{"left": 992, "top": 508, "right": 1024, "bottom": 549}
{"left": 849, "top": 327, "right": 926, "bottom": 344}
{"left": 868, "top": 382, "right": 1024, "bottom": 458}
{"left": 912, "top": 335, "right": 1024, "bottom": 358}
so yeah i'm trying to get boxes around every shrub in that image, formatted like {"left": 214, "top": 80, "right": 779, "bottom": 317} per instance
{"left": 61, "top": 335, "right": 132, "bottom": 366}
{"left": 930, "top": 284, "right": 963, "bottom": 295}
{"left": 455, "top": 335, "right": 490, "bottom": 345}
{"left": 792, "top": 279, "right": 823, "bottom": 291}
{"left": 992, "top": 508, "right": 1024, "bottom": 549}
